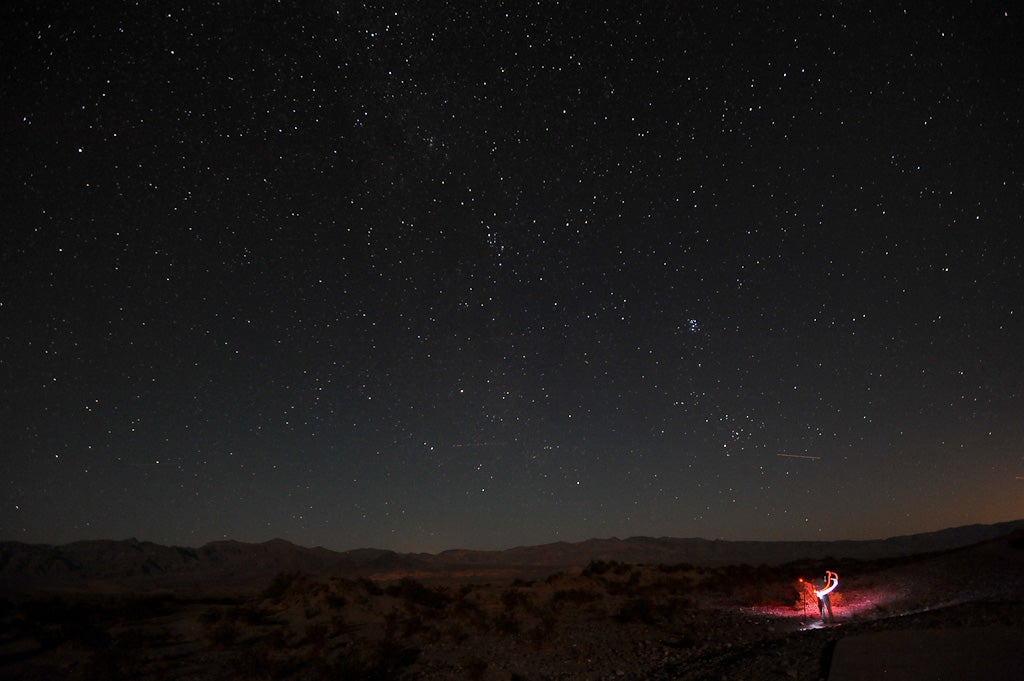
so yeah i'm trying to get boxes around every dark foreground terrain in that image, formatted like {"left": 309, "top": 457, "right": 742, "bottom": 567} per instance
{"left": 1, "top": 532, "right": 1021, "bottom": 680}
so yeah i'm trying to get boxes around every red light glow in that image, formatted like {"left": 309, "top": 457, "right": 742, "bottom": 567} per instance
{"left": 743, "top": 575, "right": 905, "bottom": 628}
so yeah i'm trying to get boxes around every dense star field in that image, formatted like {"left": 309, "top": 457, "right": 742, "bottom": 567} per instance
{"left": 2, "top": 2, "right": 1021, "bottom": 553}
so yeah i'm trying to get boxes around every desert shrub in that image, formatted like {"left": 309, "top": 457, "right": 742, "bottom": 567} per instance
{"left": 267, "top": 627, "right": 291, "bottom": 649}
{"left": 748, "top": 579, "right": 799, "bottom": 607}
{"left": 311, "top": 655, "right": 375, "bottom": 681}
{"left": 386, "top": 578, "right": 451, "bottom": 610}
{"left": 501, "top": 587, "right": 530, "bottom": 611}
{"left": 230, "top": 605, "right": 277, "bottom": 625}
{"left": 20, "top": 598, "right": 66, "bottom": 623}
{"left": 325, "top": 592, "right": 348, "bottom": 610}
{"left": 401, "top": 611, "right": 426, "bottom": 637}
{"left": 229, "top": 645, "right": 295, "bottom": 680}
{"left": 200, "top": 607, "right": 224, "bottom": 625}
{"left": 511, "top": 578, "right": 535, "bottom": 587}
{"left": 328, "top": 614, "right": 355, "bottom": 637}
{"left": 305, "top": 622, "right": 329, "bottom": 650}
{"left": 262, "top": 571, "right": 305, "bottom": 600}
{"left": 603, "top": 580, "right": 629, "bottom": 596}
{"left": 208, "top": 621, "right": 239, "bottom": 648}
{"left": 464, "top": 657, "right": 488, "bottom": 680}
{"left": 699, "top": 569, "right": 738, "bottom": 597}
{"left": 383, "top": 609, "right": 400, "bottom": 641}
{"left": 582, "top": 559, "right": 616, "bottom": 576}
{"left": 374, "top": 641, "right": 421, "bottom": 675}
{"left": 613, "top": 598, "right": 657, "bottom": 624}
{"left": 494, "top": 611, "right": 521, "bottom": 634}
{"left": 655, "top": 574, "right": 695, "bottom": 593}
{"left": 114, "top": 629, "right": 153, "bottom": 650}
{"left": 449, "top": 595, "right": 488, "bottom": 631}
{"left": 81, "top": 627, "right": 156, "bottom": 681}
{"left": 66, "top": 620, "right": 110, "bottom": 648}
{"left": 82, "top": 647, "right": 131, "bottom": 681}
{"left": 529, "top": 612, "right": 558, "bottom": 649}
{"left": 359, "top": 577, "right": 384, "bottom": 595}
{"left": 21, "top": 598, "right": 108, "bottom": 649}
{"left": 545, "top": 571, "right": 568, "bottom": 584}
{"left": 604, "top": 570, "right": 644, "bottom": 596}
{"left": 450, "top": 592, "right": 482, "bottom": 615}
{"left": 58, "top": 605, "right": 110, "bottom": 648}
{"left": 121, "top": 594, "right": 176, "bottom": 620}
{"left": 550, "top": 588, "right": 601, "bottom": 609}
{"left": 444, "top": 622, "right": 470, "bottom": 644}
{"left": 661, "top": 596, "right": 693, "bottom": 620}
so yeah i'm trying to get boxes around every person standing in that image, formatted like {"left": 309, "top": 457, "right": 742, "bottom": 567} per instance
{"left": 815, "top": 570, "right": 839, "bottom": 623}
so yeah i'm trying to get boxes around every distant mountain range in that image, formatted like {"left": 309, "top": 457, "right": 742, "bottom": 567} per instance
{"left": 3, "top": 519, "right": 1023, "bottom": 592}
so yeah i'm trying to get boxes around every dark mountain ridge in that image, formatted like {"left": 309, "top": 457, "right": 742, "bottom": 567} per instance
{"left": 2, "top": 519, "right": 1022, "bottom": 592}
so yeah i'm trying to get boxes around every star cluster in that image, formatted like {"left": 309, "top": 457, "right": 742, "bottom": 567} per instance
{"left": 2, "top": 2, "right": 1022, "bottom": 552}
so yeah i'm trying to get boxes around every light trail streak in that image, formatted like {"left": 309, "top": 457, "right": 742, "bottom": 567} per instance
{"left": 777, "top": 453, "right": 821, "bottom": 460}
{"left": 815, "top": 570, "right": 839, "bottom": 598}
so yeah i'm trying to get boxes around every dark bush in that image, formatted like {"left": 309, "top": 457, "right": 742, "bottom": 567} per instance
{"left": 375, "top": 641, "right": 421, "bottom": 675}
{"left": 229, "top": 645, "right": 296, "bottom": 680}
{"left": 529, "top": 612, "right": 558, "bottom": 649}
{"left": 465, "top": 657, "right": 488, "bottom": 680}
{"left": 82, "top": 647, "right": 132, "bottom": 681}
{"left": 582, "top": 559, "right": 616, "bottom": 576}
{"left": 359, "top": 577, "right": 384, "bottom": 595}
{"left": 501, "top": 588, "right": 529, "bottom": 611}
{"left": 121, "top": 594, "right": 176, "bottom": 620}
{"left": 22, "top": 598, "right": 109, "bottom": 649}
{"left": 401, "top": 611, "right": 427, "bottom": 636}
{"left": 494, "top": 612, "right": 521, "bottom": 634}
{"left": 262, "top": 571, "right": 304, "bottom": 600}
{"left": 208, "top": 621, "right": 239, "bottom": 648}
{"left": 230, "top": 605, "right": 277, "bottom": 625}
{"left": 199, "top": 607, "right": 223, "bottom": 625}
{"left": 305, "top": 622, "right": 329, "bottom": 649}
{"left": 661, "top": 596, "right": 693, "bottom": 620}
{"left": 613, "top": 598, "right": 657, "bottom": 624}
{"left": 386, "top": 578, "right": 452, "bottom": 609}
{"left": 550, "top": 588, "right": 601, "bottom": 608}
{"left": 545, "top": 571, "right": 567, "bottom": 584}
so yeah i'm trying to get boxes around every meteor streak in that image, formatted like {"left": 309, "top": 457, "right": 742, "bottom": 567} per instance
{"left": 777, "top": 453, "right": 821, "bottom": 460}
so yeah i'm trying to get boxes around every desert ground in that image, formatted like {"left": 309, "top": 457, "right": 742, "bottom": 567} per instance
{"left": 1, "top": 532, "right": 1021, "bottom": 681}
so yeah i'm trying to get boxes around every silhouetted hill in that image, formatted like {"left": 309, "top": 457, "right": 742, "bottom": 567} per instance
{"left": 0, "top": 537, "right": 427, "bottom": 591}
{"left": 2, "top": 519, "right": 1021, "bottom": 592}
{"left": 421, "top": 520, "right": 1024, "bottom": 569}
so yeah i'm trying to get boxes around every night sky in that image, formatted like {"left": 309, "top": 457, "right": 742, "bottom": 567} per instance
{"left": 2, "top": 2, "right": 1022, "bottom": 554}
